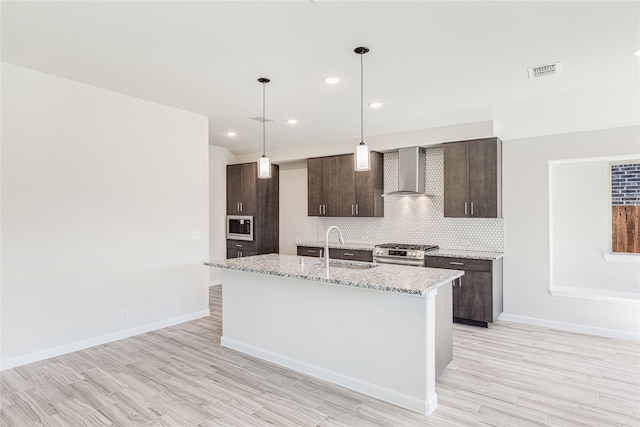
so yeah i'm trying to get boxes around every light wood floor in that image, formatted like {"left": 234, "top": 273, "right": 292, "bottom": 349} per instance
{"left": 1, "top": 285, "right": 639, "bottom": 426}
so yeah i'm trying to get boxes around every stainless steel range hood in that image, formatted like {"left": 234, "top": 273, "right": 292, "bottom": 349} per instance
{"left": 382, "top": 147, "right": 428, "bottom": 197}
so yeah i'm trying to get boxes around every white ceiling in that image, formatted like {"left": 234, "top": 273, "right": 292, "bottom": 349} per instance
{"left": 2, "top": 1, "right": 639, "bottom": 158}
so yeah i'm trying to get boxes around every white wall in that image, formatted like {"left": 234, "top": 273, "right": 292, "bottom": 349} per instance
{"left": 502, "top": 126, "right": 640, "bottom": 339}
{"left": 234, "top": 121, "right": 494, "bottom": 164}
{"left": 551, "top": 159, "right": 638, "bottom": 295}
{"left": 0, "top": 63, "right": 210, "bottom": 369}
{"left": 208, "top": 146, "right": 235, "bottom": 282}
{"left": 278, "top": 161, "right": 318, "bottom": 255}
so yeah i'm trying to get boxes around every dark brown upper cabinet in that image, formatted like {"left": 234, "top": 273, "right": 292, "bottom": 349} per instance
{"left": 227, "top": 163, "right": 257, "bottom": 215}
{"left": 308, "top": 152, "right": 383, "bottom": 217}
{"left": 444, "top": 138, "right": 502, "bottom": 218}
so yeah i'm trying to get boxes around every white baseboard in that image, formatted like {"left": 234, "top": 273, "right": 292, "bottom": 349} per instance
{"left": 498, "top": 313, "right": 640, "bottom": 341}
{"left": 221, "top": 336, "right": 435, "bottom": 415}
{"left": 0, "top": 309, "right": 210, "bottom": 371}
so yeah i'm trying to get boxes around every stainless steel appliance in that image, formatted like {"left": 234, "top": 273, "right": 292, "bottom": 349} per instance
{"left": 226, "top": 215, "right": 253, "bottom": 241}
{"left": 373, "top": 243, "right": 439, "bottom": 266}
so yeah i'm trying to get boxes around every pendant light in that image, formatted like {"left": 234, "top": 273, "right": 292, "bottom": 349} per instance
{"left": 354, "top": 46, "right": 371, "bottom": 171}
{"left": 257, "top": 77, "right": 271, "bottom": 179}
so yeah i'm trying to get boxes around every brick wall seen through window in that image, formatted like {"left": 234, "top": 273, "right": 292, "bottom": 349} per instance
{"left": 611, "top": 162, "right": 640, "bottom": 254}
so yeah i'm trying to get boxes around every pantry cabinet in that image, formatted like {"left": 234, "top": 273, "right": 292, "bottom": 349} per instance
{"left": 308, "top": 152, "right": 383, "bottom": 217}
{"left": 226, "top": 163, "right": 279, "bottom": 258}
{"left": 443, "top": 137, "right": 502, "bottom": 218}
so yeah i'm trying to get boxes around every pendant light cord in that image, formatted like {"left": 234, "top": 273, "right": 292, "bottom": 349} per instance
{"left": 262, "top": 81, "right": 266, "bottom": 157}
{"left": 360, "top": 52, "right": 364, "bottom": 144}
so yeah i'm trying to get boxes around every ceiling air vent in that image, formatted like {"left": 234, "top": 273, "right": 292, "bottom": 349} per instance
{"left": 527, "top": 62, "right": 561, "bottom": 79}
{"left": 250, "top": 116, "right": 275, "bottom": 123}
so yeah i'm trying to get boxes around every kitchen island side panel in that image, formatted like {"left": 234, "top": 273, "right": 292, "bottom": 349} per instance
{"left": 220, "top": 269, "right": 442, "bottom": 414}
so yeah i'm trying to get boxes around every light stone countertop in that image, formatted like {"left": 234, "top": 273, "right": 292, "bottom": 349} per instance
{"left": 205, "top": 253, "right": 463, "bottom": 296}
{"left": 424, "top": 249, "right": 504, "bottom": 260}
{"left": 296, "top": 241, "right": 504, "bottom": 260}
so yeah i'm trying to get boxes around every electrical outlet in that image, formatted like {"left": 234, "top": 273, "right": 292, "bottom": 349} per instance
{"left": 121, "top": 310, "right": 128, "bottom": 322}
{"left": 192, "top": 231, "right": 200, "bottom": 241}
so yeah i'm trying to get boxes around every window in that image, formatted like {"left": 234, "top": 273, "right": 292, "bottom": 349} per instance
{"left": 611, "top": 162, "right": 640, "bottom": 254}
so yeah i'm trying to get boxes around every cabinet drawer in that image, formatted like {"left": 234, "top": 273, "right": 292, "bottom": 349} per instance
{"left": 227, "top": 240, "right": 256, "bottom": 251}
{"left": 425, "top": 256, "right": 492, "bottom": 272}
{"left": 329, "top": 248, "right": 373, "bottom": 262}
{"left": 296, "top": 246, "right": 373, "bottom": 262}
{"left": 227, "top": 248, "right": 256, "bottom": 259}
{"left": 297, "top": 246, "right": 323, "bottom": 257}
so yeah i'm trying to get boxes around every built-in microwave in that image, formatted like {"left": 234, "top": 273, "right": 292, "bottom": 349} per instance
{"left": 227, "top": 215, "right": 253, "bottom": 241}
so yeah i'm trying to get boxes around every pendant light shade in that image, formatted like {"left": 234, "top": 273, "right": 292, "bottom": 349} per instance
{"left": 354, "top": 46, "right": 371, "bottom": 172}
{"left": 257, "top": 77, "right": 271, "bottom": 179}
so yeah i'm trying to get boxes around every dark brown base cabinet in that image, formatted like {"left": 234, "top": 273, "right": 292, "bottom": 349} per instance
{"left": 296, "top": 246, "right": 373, "bottom": 262}
{"left": 227, "top": 240, "right": 256, "bottom": 259}
{"left": 425, "top": 256, "right": 503, "bottom": 327}
{"left": 226, "top": 163, "right": 279, "bottom": 259}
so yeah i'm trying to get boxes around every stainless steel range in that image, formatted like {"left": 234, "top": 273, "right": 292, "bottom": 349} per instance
{"left": 373, "top": 243, "right": 439, "bottom": 267}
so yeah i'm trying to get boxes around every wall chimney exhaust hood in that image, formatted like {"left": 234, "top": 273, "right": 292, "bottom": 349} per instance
{"left": 382, "top": 147, "right": 430, "bottom": 197}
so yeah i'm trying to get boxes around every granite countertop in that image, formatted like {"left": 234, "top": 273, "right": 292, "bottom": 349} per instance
{"left": 424, "top": 249, "right": 504, "bottom": 260}
{"left": 205, "top": 253, "right": 463, "bottom": 296}
{"left": 296, "top": 241, "right": 503, "bottom": 260}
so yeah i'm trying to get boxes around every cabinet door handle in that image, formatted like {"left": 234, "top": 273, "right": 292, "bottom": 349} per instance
{"left": 352, "top": 204, "right": 354, "bottom": 215}
{"left": 471, "top": 202, "right": 474, "bottom": 216}
{"left": 323, "top": 205, "right": 326, "bottom": 215}
{"left": 450, "top": 262, "right": 465, "bottom": 266}
{"left": 464, "top": 202, "right": 468, "bottom": 215}
{"left": 240, "top": 202, "right": 243, "bottom": 212}
{"left": 306, "top": 249, "right": 318, "bottom": 253}
{"left": 356, "top": 204, "right": 359, "bottom": 215}
{"left": 236, "top": 244, "right": 243, "bottom": 247}
{"left": 319, "top": 205, "right": 322, "bottom": 215}
{"left": 343, "top": 253, "right": 354, "bottom": 256}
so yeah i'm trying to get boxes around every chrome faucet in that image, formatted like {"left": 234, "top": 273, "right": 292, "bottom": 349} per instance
{"left": 324, "top": 225, "right": 345, "bottom": 272}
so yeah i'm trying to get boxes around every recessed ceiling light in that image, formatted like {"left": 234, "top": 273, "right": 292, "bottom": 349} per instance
{"left": 632, "top": 48, "right": 640, "bottom": 56}
{"left": 369, "top": 102, "right": 383, "bottom": 108}
{"left": 323, "top": 77, "right": 340, "bottom": 84}
{"left": 226, "top": 131, "right": 236, "bottom": 137}
{"left": 286, "top": 119, "right": 298, "bottom": 125}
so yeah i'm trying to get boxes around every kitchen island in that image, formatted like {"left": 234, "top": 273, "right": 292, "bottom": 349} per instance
{"left": 205, "top": 254, "right": 463, "bottom": 415}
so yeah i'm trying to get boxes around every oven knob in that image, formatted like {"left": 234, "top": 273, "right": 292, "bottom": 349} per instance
{"left": 409, "top": 252, "right": 415, "bottom": 257}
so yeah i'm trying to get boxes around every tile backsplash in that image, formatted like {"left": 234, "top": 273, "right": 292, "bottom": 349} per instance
{"left": 317, "top": 148, "right": 504, "bottom": 252}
